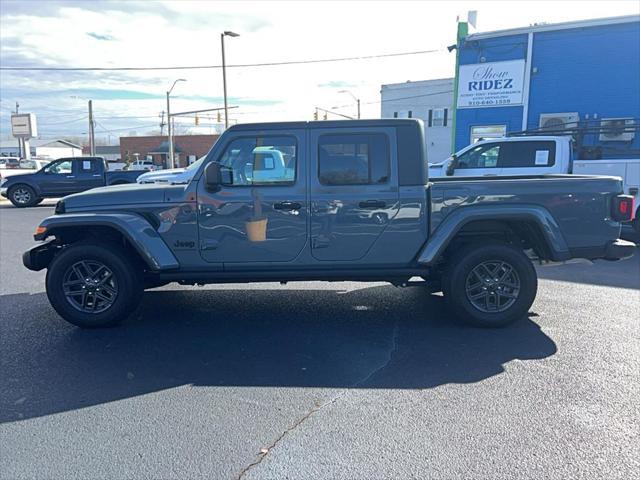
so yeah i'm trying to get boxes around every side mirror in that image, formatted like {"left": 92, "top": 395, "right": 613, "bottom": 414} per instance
{"left": 445, "top": 154, "right": 458, "bottom": 176}
{"left": 204, "top": 162, "right": 232, "bottom": 191}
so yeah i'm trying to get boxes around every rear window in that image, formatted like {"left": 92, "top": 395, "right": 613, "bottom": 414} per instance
{"left": 499, "top": 141, "right": 556, "bottom": 168}
{"left": 318, "top": 133, "right": 389, "bottom": 185}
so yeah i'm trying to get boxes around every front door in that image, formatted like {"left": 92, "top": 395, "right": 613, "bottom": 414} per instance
{"left": 39, "top": 158, "right": 75, "bottom": 195}
{"left": 197, "top": 131, "right": 307, "bottom": 265}
{"left": 453, "top": 142, "right": 503, "bottom": 177}
{"left": 309, "top": 127, "right": 399, "bottom": 261}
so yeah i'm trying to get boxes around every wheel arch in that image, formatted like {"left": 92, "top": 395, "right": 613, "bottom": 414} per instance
{"left": 35, "top": 213, "right": 180, "bottom": 272}
{"left": 417, "top": 204, "right": 571, "bottom": 265}
{"left": 8, "top": 181, "right": 42, "bottom": 197}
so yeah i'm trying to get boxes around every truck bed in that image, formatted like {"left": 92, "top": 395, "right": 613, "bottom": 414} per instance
{"left": 429, "top": 174, "right": 624, "bottom": 257}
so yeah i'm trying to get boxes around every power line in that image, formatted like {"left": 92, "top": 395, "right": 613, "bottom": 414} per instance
{"left": 0, "top": 49, "right": 443, "bottom": 71}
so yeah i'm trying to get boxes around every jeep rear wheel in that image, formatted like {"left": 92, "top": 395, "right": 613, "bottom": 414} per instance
{"left": 8, "top": 185, "right": 39, "bottom": 207}
{"left": 442, "top": 243, "right": 537, "bottom": 327}
{"left": 46, "top": 243, "right": 143, "bottom": 328}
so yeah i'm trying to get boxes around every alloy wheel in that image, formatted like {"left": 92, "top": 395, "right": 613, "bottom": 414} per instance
{"left": 465, "top": 260, "right": 520, "bottom": 313}
{"left": 62, "top": 260, "right": 119, "bottom": 313}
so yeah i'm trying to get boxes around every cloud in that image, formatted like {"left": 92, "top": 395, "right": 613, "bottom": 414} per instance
{"left": 87, "top": 32, "right": 115, "bottom": 41}
{"left": 317, "top": 80, "right": 360, "bottom": 89}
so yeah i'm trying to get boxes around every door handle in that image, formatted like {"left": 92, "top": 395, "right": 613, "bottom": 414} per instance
{"left": 92, "top": 174, "right": 101, "bottom": 177}
{"left": 358, "top": 200, "right": 386, "bottom": 209}
{"left": 66, "top": 175, "right": 75, "bottom": 178}
{"left": 273, "top": 201, "right": 301, "bottom": 211}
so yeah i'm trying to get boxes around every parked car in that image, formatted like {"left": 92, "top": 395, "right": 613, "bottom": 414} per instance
{"left": 429, "top": 136, "right": 640, "bottom": 230}
{"left": 128, "top": 159, "right": 159, "bottom": 171}
{"left": 23, "top": 119, "right": 634, "bottom": 329}
{"left": 1, "top": 157, "right": 142, "bottom": 207}
{"left": 1, "top": 157, "right": 21, "bottom": 169}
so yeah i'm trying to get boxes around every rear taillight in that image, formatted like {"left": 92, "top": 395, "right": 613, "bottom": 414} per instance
{"left": 612, "top": 195, "right": 635, "bottom": 222}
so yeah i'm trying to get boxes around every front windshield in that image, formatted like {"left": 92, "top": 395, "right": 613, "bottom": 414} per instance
{"left": 185, "top": 156, "right": 205, "bottom": 171}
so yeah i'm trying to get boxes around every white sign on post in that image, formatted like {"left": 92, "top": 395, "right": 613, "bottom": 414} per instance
{"left": 11, "top": 113, "right": 38, "bottom": 138}
{"left": 457, "top": 60, "right": 526, "bottom": 108}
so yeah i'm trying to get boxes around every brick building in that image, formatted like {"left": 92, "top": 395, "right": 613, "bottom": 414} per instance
{"left": 119, "top": 134, "right": 219, "bottom": 168}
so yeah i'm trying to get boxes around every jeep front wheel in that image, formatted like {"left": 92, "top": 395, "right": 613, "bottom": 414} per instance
{"left": 442, "top": 243, "right": 537, "bottom": 327}
{"left": 46, "top": 243, "right": 143, "bottom": 328}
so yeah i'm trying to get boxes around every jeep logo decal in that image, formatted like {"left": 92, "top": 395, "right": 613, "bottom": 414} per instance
{"left": 173, "top": 240, "right": 195, "bottom": 249}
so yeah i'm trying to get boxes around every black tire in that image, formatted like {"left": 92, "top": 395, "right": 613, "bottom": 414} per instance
{"left": 46, "top": 242, "right": 143, "bottom": 328}
{"left": 8, "top": 184, "right": 39, "bottom": 207}
{"left": 442, "top": 242, "right": 537, "bottom": 328}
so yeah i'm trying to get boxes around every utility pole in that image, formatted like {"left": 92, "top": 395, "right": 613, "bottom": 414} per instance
{"left": 159, "top": 111, "right": 166, "bottom": 135}
{"left": 15, "top": 102, "right": 22, "bottom": 158}
{"left": 166, "top": 92, "right": 172, "bottom": 168}
{"left": 221, "top": 30, "right": 239, "bottom": 130}
{"left": 88, "top": 100, "right": 96, "bottom": 156}
{"left": 450, "top": 21, "right": 468, "bottom": 153}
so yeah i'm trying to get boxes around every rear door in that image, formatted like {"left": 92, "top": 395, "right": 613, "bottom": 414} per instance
{"left": 197, "top": 130, "right": 308, "bottom": 265}
{"left": 75, "top": 158, "right": 105, "bottom": 191}
{"left": 497, "top": 140, "right": 558, "bottom": 175}
{"left": 309, "top": 126, "right": 399, "bottom": 261}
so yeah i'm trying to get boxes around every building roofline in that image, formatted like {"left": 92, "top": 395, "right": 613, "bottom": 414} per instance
{"left": 381, "top": 78, "right": 454, "bottom": 89}
{"left": 466, "top": 14, "right": 639, "bottom": 40}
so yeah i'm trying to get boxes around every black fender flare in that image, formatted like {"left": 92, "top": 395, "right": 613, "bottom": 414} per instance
{"left": 417, "top": 204, "right": 570, "bottom": 265}
{"left": 34, "top": 213, "right": 179, "bottom": 271}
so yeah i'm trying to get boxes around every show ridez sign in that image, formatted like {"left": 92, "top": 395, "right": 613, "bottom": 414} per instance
{"left": 457, "top": 59, "right": 526, "bottom": 108}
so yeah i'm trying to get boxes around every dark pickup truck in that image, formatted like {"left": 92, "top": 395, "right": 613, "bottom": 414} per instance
{"left": 23, "top": 120, "right": 635, "bottom": 328}
{"left": 1, "top": 157, "right": 142, "bottom": 207}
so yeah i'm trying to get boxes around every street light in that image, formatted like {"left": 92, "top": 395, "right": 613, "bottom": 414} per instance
{"left": 221, "top": 30, "right": 240, "bottom": 129}
{"left": 338, "top": 90, "right": 360, "bottom": 119}
{"left": 167, "top": 78, "right": 186, "bottom": 169}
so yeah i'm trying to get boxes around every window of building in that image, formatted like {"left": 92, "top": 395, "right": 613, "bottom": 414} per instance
{"left": 318, "top": 133, "right": 389, "bottom": 185}
{"left": 428, "top": 108, "right": 448, "bottom": 127}
{"left": 470, "top": 125, "right": 507, "bottom": 143}
{"left": 456, "top": 144, "right": 501, "bottom": 169}
{"left": 218, "top": 136, "right": 297, "bottom": 186}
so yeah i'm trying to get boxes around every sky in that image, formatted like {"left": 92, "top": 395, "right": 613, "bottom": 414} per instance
{"left": 1, "top": 0, "right": 639, "bottom": 143}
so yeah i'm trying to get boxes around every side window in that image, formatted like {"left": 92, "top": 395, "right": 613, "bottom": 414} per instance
{"left": 318, "top": 133, "right": 389, "bottom": 185}
{"left": 44, "top": 159, "right": 72, "bottom": 174}
{"left": 457, "top": 144, "right": 501, "bottom": 169}
{"left": 218, "top": 136, "right": 296, "bottom": 186}
{"left": 499, "top": 141, "right": 556, "bottom": 168}
{"left": 79, "top": 159, "right": 100, "bottom": 173}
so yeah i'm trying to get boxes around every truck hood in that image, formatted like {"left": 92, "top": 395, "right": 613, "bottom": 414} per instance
{"left": 62, "top": 183, "right": 185, "bottom": 209}
{"left": 138, "top": 168, "right": 186, "bottom": 180}
{"left": 2, "top": 171, "right": 37, "bottom": 183}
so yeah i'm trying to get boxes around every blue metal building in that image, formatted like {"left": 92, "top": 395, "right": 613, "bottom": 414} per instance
{"left": 453, "top": 15, "right": 640, "bottom": 157}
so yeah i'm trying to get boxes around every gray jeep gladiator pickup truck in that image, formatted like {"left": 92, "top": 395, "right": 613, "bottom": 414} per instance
{"left": 23, "top": 120, "right": 635, "bottom": 328}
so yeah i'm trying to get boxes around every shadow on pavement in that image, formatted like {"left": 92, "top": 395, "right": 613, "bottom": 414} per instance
{"left": 1, "top": 285, "right": 556, "bottom": 423}
{"left": 536, "top": 250, "right": 640, "bottom": 290}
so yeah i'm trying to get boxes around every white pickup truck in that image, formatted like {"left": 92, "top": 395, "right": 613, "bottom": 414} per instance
{"left": 430, "top": 136, "right": 640, "bottom": 230}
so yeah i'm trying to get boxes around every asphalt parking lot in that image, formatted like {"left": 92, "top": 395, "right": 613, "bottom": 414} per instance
{"left": 1, "top": 200, "right": 639, "bottom": 480}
